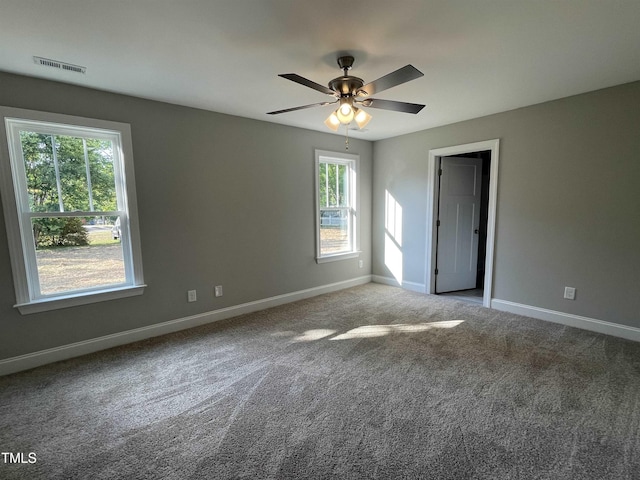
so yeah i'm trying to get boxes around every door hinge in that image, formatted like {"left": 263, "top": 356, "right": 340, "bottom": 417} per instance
{"left": 435, "top": 268, "right": 439, "bottom": 275}
{"left": 438, "top": 168, "right": 443, "bottom": 176}
{"left": 436, "top": 219, "right": 441, "bottom": 227}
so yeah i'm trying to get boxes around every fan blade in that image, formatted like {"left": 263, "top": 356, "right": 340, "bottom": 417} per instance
{"left": 363, "top": 98, "right": 425, "bottom": 114}
{"left": 267, "top": 101, "right": 335, "bottom": 115}
{"left": 279, "top": 73, "right": 336, "bottom": 96}
{"left": 360, "top": 65, "right": 424, "bottom": 96}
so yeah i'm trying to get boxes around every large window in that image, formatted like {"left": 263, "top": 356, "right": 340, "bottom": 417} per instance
{"left": 315, "top": 149, "right": 359, "bottom": 262}
{"left": 0, "top": 107, "right": 144, "bottom": 314}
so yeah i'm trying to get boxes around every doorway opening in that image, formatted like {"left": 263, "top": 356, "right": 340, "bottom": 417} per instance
{"left": 426, "top": 140, "right": 499, "bottom": 308}
{"left": 436, "top": 151, "right": 490, "bottom": 304}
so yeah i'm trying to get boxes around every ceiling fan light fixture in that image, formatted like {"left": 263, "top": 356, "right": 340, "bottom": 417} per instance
{"left": 269, "top": 55, "right": 425, "bottom": 138}
{"left": 324, "top": 112, "right": 340, "bottom": 131}
{"left": 336, "top": 100, "right": 355, "bottom": 124}
{"left": 339, "top": 103, "right": 352, "bottom": 115}
{"left": 354, "top": 107, "right": 372, "bottom": 129}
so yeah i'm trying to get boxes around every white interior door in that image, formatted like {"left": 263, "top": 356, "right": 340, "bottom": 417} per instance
{"left": 436, "top": 156, "right": 482, "bottom": 293}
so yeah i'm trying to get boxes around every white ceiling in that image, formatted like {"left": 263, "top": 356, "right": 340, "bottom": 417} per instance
{"left": 1, "top": 0, "right": 640, "bottom": 141}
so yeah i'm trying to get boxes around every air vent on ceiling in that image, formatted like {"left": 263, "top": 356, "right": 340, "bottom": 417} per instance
{"left": 33, "top": 56, "right": 86, "bottom": 74}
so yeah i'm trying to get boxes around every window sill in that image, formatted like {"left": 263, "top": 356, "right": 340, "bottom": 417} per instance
{"left": 15, "top": 284, "right": 146, "bottom": 315}
{"left": 316, "top": 251, "right": 361, "bottom": 264}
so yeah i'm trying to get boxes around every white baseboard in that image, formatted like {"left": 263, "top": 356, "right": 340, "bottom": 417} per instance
{"left": 0, "top": 275, "right": 372, "bottom": 376}
{"left": 491, "top": 299, "right": 640, "bottom": 342}
{"left": 371, "top": 275, "right": 426, "bottom": 293}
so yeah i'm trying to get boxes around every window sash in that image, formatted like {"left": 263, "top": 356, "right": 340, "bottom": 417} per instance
{"left": 19, "top": 132, "right": 118, "bottom": 214}
{"left": 22, "top": 212, "right": 132, "bottom": 299}
{"left": 319, "top": 207, "right": 353, "bottom": 255}
{"left": 8, "top": 123, "right": 125, "bottom": 215}
{"left": 28, "top": 214, "right": 128, "bottom": 297}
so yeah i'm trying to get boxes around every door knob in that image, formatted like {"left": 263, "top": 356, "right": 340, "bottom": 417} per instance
{"left": 474, "top": 229, "right": 479, "bottom": 234}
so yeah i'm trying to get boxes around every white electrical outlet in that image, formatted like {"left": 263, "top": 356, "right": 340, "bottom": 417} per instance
{"left": 214, "top": 285, "right": 223, "bottom": 297}
{"left": 187, "top": 290, "right": 197, "bottom": 302}
{"left": 564, "top": 287, "right": 576, "bottom": 300}
{"left": 358, "top": 260, "right": 363, "bottom": 268}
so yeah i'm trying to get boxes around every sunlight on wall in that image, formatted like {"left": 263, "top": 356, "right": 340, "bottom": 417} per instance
{"left": 385, "top": 190, "right": 403, "bottom": 245}
{"left": 384, "top": 190, "right": 403, "bottom": 283}
{"left": 330, "top": 320, "right": 465, "bottom": 340}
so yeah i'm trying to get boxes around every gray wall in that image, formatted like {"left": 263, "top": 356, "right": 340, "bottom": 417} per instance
{"left": 2, "top": 70, "right": 638, "bottom": 363}
{"left": 0, "top": 72, "right": 372, "bottom": 360}
{"left": 373, "top": 81, "right": 640, "bottom": 328}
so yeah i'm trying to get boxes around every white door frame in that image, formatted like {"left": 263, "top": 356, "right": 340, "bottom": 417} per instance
{"left": 425, "top": 139, "right": 500, "bottom": 307}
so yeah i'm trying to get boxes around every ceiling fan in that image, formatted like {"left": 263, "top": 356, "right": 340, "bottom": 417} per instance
{"left": 267, "top": 55, "right": 425, "bottom": 131}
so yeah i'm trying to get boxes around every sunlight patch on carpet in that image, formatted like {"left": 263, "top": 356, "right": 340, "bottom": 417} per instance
{"left": 291, "top": 329, "right": 337, "bottom": 342}
{"left": 330, "top": 320, "right": 465, "bottom": 340}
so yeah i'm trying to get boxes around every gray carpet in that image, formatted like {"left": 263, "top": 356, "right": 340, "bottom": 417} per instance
{"left": 1, "top": 283, "right": 640, "bottom": 479}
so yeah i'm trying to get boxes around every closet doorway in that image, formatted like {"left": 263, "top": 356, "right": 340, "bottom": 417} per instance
{"left": 426, "top": 140, "right": 500, "bottom": 307}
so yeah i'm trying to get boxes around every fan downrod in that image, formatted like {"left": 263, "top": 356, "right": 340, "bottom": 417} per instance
{"left": 337, "top": 55, "right": 355, "bottom": 73}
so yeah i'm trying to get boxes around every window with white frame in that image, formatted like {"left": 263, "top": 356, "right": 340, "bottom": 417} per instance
{"left": 0, "top": 107, "right": 145, "bottom": 314}
{"left": 315, "top": 149, "right": 359, "bottom": 262}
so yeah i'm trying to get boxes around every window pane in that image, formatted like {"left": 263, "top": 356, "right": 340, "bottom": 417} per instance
{"left": 32, "top": 217, "right": 125, "bottom": 295}
{"left": 86, "top": 139, "right": 117, "bottom": 211}
{"left": 327, "top": 163, "right": 337, "bottom": 207}
{"left": 20, "top": 131, "right": 61, "bottom": 212}
{"left": 318, "top": 162, "right": 327, "bottom": 208}
{"left": 338, "top": 164, "right": 348, "bottom": 207}
{"left": 55, "top": 135, "right": 90, "bottom": 211}
{"left": 320, "top": 162, "right": 351, "bottom": 209}
{"left": 320, "top": 208, "right": 350, "bottom": 255}
{"left": 20, "top": 133, "right": 118, "bottom": 214}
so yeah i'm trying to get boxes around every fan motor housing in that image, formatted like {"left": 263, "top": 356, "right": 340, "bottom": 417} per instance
{"left": 329, "top": 76, "right": 364, "bottom": 97}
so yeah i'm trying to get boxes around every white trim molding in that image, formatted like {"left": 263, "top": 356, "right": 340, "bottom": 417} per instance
{"left": 492, "top": 299, "right": 640, "bottom": 342}
{"left": 0, "top": 275, "right": 372, "bottom": 376}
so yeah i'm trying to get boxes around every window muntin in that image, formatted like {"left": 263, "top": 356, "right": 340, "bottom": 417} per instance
{"left": 0, "top": 107, "right": 144, "bottom": 313}
{"left": 315, "top": 150, "right": 359, "bottom": 262}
